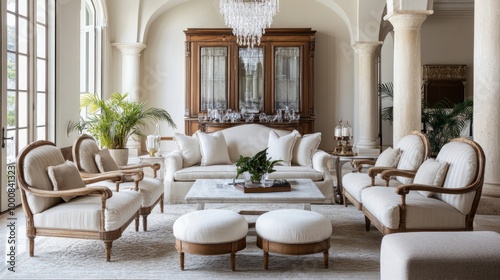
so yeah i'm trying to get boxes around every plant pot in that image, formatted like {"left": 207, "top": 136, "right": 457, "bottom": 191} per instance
{"left": 109, "top": 148, "right": 129, "bottom": 166}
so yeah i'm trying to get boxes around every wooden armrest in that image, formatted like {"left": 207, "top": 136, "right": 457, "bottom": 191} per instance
{"left": 119, "top": 163, "right": 161, "bottom": 178}
{"left": 397, "top": 183, "right": 476, "bottom": 196}
{"left": 379, "top": 169, "right": 416, "bottom": 186}
{"left": 367, "top": 167, "right": 395, "bottom": 185}
{"left": 82, "top": 173, "right": 123, "bottom": 184}
{"left": 25, "top": 186, "right": 112, "bottom": 199}
{"left": 352, "top": 159, "right": 376, "bottom": 172}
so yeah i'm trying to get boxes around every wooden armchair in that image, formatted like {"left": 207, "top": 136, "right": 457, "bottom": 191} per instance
{"left": 16, "top": 140, "right": 142, "bottom": 261}
{"left": 342, "top": 131, "right": 430, "bottom": 209}
{"left": 72, "top": 134, "right": 164, "bottom": 231}
{"left": 362, "top": 138, "right": 485, "bottom": 234}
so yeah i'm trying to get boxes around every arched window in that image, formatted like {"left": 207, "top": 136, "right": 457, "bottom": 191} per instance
{"left": 80, "top": 0, "right": 105, "bottom": 116}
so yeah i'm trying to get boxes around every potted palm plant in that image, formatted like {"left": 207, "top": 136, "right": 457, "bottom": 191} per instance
{"left": 67, "top": 92, "right": 177, "bottom": 165}
{"left": 379, "top": 82, "right": 473, "bottom": 155}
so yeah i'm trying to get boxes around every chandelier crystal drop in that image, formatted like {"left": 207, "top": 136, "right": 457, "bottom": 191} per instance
{"left": 219, "top": 0, "right": 279, "bottom": 48}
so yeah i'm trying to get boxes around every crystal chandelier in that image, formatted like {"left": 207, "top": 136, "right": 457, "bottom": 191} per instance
{"left": 219, "top": 0, "right": 279, "bottom": 48}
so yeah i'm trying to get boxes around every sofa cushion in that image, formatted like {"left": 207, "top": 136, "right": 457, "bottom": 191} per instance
{"left": 362, "top": 186, "right": 466, "bottom": 230}
{"left": 47, "top": 160, "right": 86, "bottom": 202}
{"left": 375, "top": 147, "right": 400, "bottom": 167}
{"left": 174, "top": 132, "right": 201, "bottom": 167}
{"left": 342, "top": 172, "right": 403, "bottom": 203}
{"left": 435, "top": 141, "right": 478, "bottom": 215}
{"left": 196, "top": 131, "right": 231, "bottom": 166}
{"left": 94, "top": 148, "right": 120, "bottom": 172}
{"left": 395, "top": 134, "right": 426, "bottom": 184}
{"left": 32, "top": 191, "right": 142, "bottom": 231}
{"left": 24, "top": 145, "right": 65, "bottom": 214}
{"left": 174, "top": 165, "right": 323, "bottom": 182}
{"left": 292, "top": 132, "right": 321, "bottom": 167}
{"left": 267, "top": 130, "right": 299, "bottom": 166}
{"left": 414, "top": 158, "right": 449, "bottom": 197}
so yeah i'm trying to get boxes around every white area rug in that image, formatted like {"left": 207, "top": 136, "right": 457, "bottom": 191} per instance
{"left": 1, "top": 203, "right": 382, "bottom": 280}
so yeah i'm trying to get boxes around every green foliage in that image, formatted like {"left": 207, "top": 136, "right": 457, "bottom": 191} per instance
{"left": 67, "top": 92, "right": 177, "bottom": 149}
{"left": 379, "top": 82, "right": 394, "bottom": 124}
{"left": 235, "top": 148, "right": 282, "bottom": 182}
{"left": 422, "top": 98, "right": 473, "bottom": 155}
{"left": 379, "top": 82, "right": 473, "bottom": 155}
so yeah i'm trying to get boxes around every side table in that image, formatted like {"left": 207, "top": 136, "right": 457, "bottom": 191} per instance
{"left": 139, "top": 154, "right": 165, "bottom": 179}
{"left": 332, "top": 155, "right": 378, "bottom": 204}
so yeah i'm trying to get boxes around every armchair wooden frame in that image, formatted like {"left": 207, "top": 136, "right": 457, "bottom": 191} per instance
{"left": 363, "top": 137, "right": 485, "bottom": 235}
{"left": 16, "top": 140, "right": 140, "bottom": 261}
{"left": 72, "top": 134, "right": 164, "bottom": 231}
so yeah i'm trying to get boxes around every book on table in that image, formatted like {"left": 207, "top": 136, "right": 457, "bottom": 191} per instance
{"left": 234, "top": 179, "right": 291, "bottom": 193}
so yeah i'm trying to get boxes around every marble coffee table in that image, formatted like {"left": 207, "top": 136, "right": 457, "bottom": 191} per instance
{"left": 185, "top": 178, "right": 326, "bottom": 210}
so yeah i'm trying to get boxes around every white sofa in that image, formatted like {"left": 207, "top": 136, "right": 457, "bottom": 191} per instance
{"left": 164, "top": 124, "right": 334, "bottom": 204}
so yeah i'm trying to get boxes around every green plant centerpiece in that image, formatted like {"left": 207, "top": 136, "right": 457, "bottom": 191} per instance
{"left": 235, "top": 148, "right": 282, "bottom": 183}
{"left": 67, "top": 92, "right": 177, "bottom": 149}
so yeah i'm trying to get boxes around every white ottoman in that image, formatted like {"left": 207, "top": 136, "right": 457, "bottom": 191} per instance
{"left": 255, "top": 209, "right": 332, "bottom": 269}
{"left": 173, "top": 209, "right": 248, "bottom": 271}
{"left": 381, "top": 231, "right": 500, "bottom": 280}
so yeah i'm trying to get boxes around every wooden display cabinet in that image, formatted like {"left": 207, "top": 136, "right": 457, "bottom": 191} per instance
{"left": 184, "top": 28, "right": 316, "bottom": 135}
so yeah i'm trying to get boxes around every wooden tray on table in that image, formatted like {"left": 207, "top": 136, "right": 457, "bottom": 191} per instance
{"left": 234, "top": 179, "right": 291, "bottom": 193}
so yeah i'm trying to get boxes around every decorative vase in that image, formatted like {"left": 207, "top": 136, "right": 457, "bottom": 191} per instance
{"left": 109, "top": 148, "right": 129, "bottom": 166}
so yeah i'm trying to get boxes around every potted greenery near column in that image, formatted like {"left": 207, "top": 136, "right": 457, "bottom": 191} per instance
{"left": 67, "top": 92, "right": 177, "bottom": 165}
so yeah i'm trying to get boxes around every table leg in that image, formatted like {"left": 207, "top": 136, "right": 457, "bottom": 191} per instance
{"left": 196, "top": 203, "right": 205, "bottom": 210}
{"left": 335, "top": 157, "right": 344, "bottom": 205}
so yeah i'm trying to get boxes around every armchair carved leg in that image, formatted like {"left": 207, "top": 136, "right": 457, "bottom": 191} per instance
{"left": 264, "top": 251, "right": 269, "bottom": 270}
{"left": 28, "top": 236, "right": 35, "bottom": 257}
{"left": 365, "top": 216, "right": 371, "bottom": 231}
{"left": 105, "top": 241, "right": 112, "bottom": 262}
{"left": 135, "top": 212, "right": 139, "bottom": 232}
{"left": 142, "top": 214, "right": 149, "bottom": 232}
{"left": 323, "top": 250, "right": 329, "bottom": 268}
{"left": 160, "top": 194, "right": 164, "bottom": 213}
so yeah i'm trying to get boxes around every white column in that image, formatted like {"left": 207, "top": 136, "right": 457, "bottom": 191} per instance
{"left": 112, "top": 43, "right": 146, "bottom": 155}
{"left": 474, "top": 0, "right": 500, "bottom": 214}
{"left": 385, "top": 10, "right": 432, "bottom": 145}
{"left": 112, "top": 43, "right": 146, "bottom": 102}
{"left": 353, "top": 41, "right": 383, "bottom": 152}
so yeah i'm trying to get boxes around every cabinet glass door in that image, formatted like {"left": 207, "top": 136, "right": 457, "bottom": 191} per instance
{"left": 238, "top": 47, "right": 264, "bottom": 113}
{"left": 200, "top": 47, "right": 228, "bottom": 111}
{"left": 274, "top": 47, "right": 300, "bottom": 111}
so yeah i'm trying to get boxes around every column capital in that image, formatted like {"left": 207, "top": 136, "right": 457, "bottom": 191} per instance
{"left": 384, "top": 10, "right": 433, "bottom": 30}
{"left": 352, "top": 41, "right": 383, "bottom": 55}
{"left": 112, "top": 43, "right": 147, "bottom": 56}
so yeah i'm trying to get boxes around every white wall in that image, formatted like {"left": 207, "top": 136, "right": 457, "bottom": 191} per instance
{"left": 55, "top": 0, "right": 81, "bottom": 147}
{"left": 141, "top": 0, "right": 353, "bottom": 151}
{"left": 421, "top": 14, "right": 474, "bottom": 98}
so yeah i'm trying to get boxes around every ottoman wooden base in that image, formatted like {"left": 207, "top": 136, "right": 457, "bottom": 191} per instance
{"left": 175, "top": 237, "right": 246, "bottom": 271}
{"left": 257, "top": 236, "right": 330, "bottom": 269}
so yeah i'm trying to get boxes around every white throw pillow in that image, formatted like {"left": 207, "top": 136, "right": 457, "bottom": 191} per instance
{"left": 94, "top": 148, "right": 120, "bottom": 172}
{"left": 267, "top": 130, "right": 299, "bottom": 166}
{"left": 375, "top": 147, "right": 400, "bottom": 167}
{"left": 414, "top": 158, "right": 449, "bottom": 197}
{"left": 174, "top": 132, "right": 202, "bottom": 167}
{"left": 195, "top": 131, "right": 232, "bottom": 166}
{"left": 292, "top": 132, "right": 321, "bottom": 167}
{"left": 47, "top": 161, "right": 86, "bottom": 202}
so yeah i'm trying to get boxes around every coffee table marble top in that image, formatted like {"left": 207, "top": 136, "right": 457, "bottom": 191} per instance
{"left": 185, "top": 178, "right": 326, "bottom": 210}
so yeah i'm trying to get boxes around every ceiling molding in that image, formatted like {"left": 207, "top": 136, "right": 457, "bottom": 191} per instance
{"left": 433, "top": 0, "right": 474, "bottom": 16}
